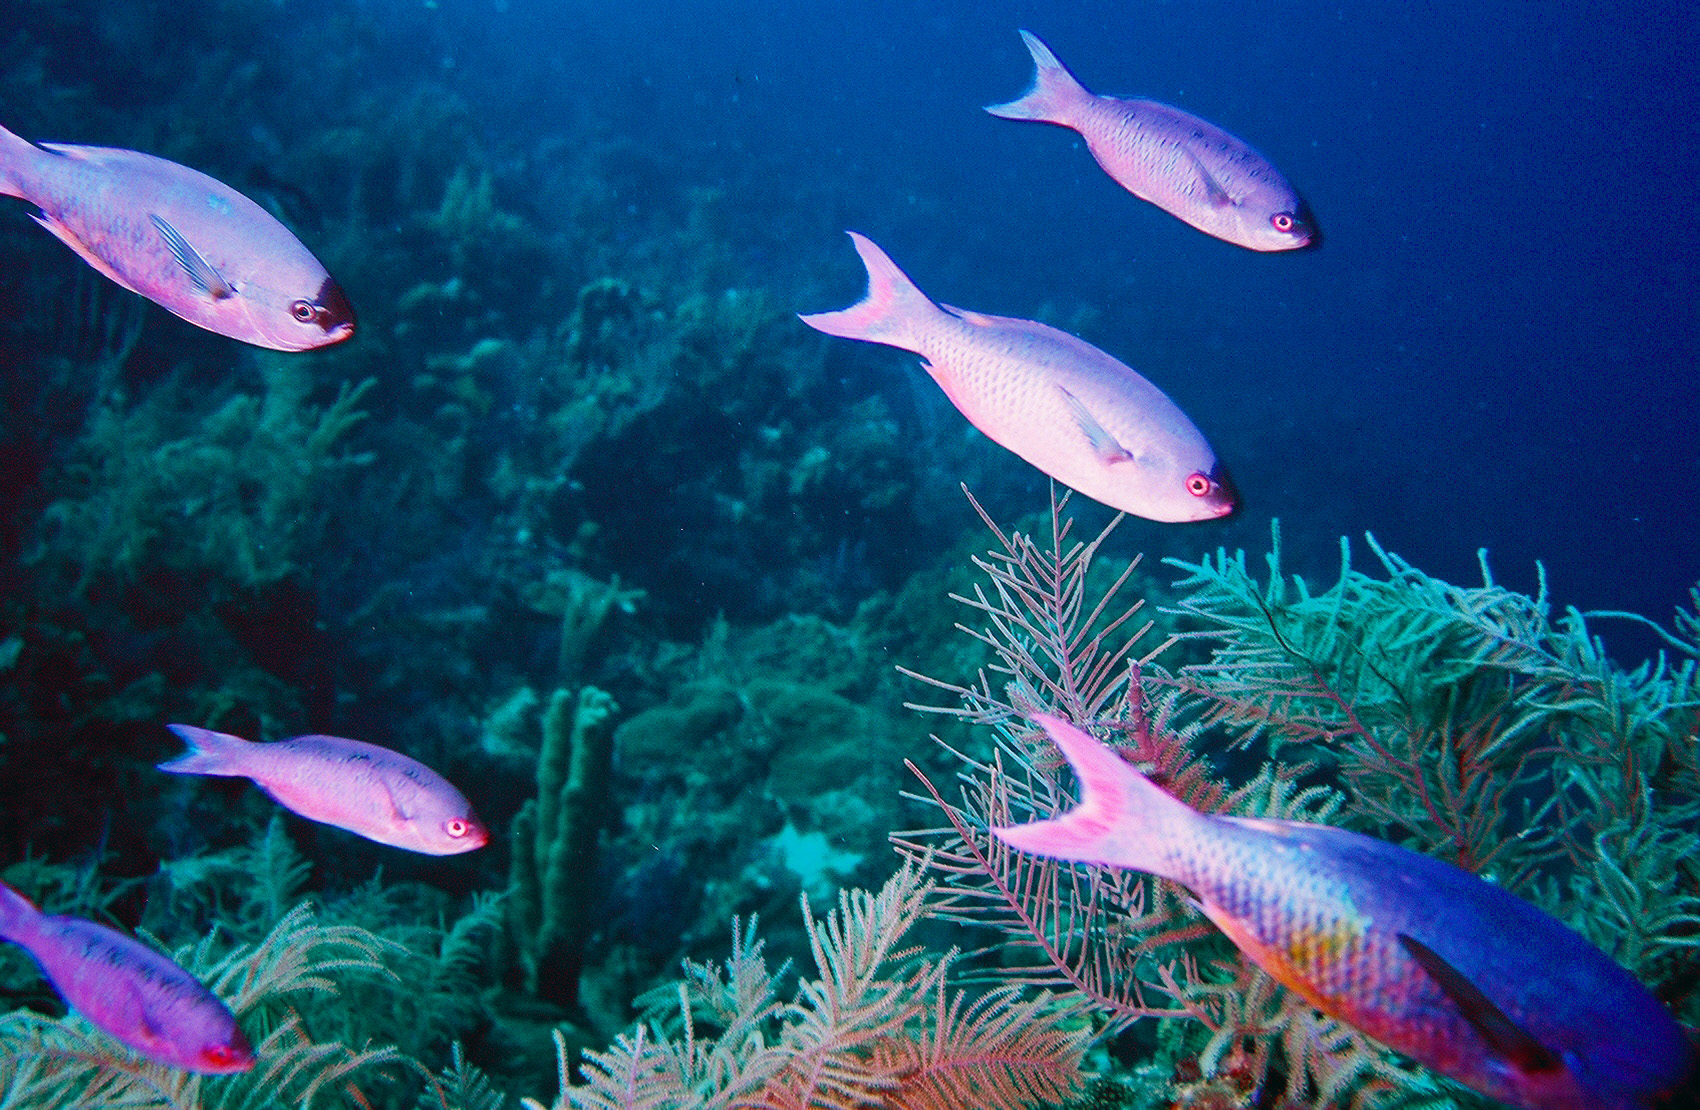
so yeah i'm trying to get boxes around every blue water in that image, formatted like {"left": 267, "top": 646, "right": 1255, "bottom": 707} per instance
{"left": 438, "top": 0, "right": 1698, "bottom": 644}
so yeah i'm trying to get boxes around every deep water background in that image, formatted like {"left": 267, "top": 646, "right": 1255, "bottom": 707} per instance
{"left": 454, "top": 0, "right": 1700, "bottom": 642}
{"left": 0, "top": 0, "right": 1695, "bottom": 1091}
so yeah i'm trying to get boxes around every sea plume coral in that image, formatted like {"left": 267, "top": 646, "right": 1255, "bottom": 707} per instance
{"left": 894, "top": 487, "right": 1697, "bottom": 1106}
{"left": 527, "top": 862, "right": 1088, "bottom": 1110}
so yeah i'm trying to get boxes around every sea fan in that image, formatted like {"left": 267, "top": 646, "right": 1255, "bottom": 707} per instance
{"left": 889, "top": 487, "right": 1665, "bottom": 1105}
{"left": 529, "top": 862, "right": 1087, "bottom": 1110}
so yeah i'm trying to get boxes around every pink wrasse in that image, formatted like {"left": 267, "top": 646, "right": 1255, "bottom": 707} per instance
{"left": 987, "top": 30, "right": 1312, "bottom": 252}
{"left": 800, "top": 232, "right": 1233, "bottom": 523}
{"left": 0, "top": 122, "right": 354, "bottom": 350}
{"left": 160, "top": 725, "right": 488, "bottom": 856}
{"left": 995, "top": 715, "right": 1694, "bottom": 1110}
{"left": 0, "top": 880, "right": 252, "bottom": 1073}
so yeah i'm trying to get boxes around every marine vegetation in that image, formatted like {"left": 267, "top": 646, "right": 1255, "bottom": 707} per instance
{"left": 529, "top": 862, "right": 1088, "bottom": 1110}
{"left": 895, "top": 489, "right": 1699, "bottom": 1107}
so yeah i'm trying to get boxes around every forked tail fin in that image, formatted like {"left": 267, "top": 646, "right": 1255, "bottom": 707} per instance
{"left": 984, "top": 30, "right": 1092, "bottom": 125}
{"left": 797, "top": 231, "right": 941, "bottom": 351}
{"left": 992, "top": 713, "right": 1193, "bottom": 878}
{"left": 0, "top": 880, "right": 39, "bottom": 940}
{"left": 158, "top": 724, "right": 253, "bottom": 777}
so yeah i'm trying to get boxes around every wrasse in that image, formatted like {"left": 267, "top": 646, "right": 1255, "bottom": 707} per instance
{"left": 987, "top": 31, "right": 1313, "bottom": 252}
{"left": 800, "top": 232, "right": 1234, "bottom": 523}
{"left": 995, "top": 714, "right": 1695, "bottom": 1110}
{"left": 160, "top": 725, "right": 488, "bottom": 856}
{"left": 0, "top": 122, "right": 354, "bottom": 350}
{"left": 0, "top": 880, "right": 252, "bottom": 1073}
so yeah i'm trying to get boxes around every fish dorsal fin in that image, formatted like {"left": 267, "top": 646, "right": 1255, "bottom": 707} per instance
{"left": 149, "top": 214, "right": 234, "bottom": 300}
{"left": 1398, "top": 933, "right": 1563, "bottom": 1073}
{"left": 1182, "top": 147, "right": 1234, "bottom": 208}
{"left": 1059, "top": 386, "right": 1134, "bottom": 464}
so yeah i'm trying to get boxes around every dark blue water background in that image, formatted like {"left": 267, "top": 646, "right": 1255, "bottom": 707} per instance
{"left": 18, "top": 0, "right": 1700, "bottom": 653}
{"left": 427, "top": 0, "right": 1698, "bottom": 651}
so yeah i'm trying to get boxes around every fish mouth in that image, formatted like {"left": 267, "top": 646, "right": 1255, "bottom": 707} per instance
{"left": 312, "top": 276, "right": 357, "bottom": 340}
{"left": 1205, "top": 463, "right": 1239, "bottom": 517}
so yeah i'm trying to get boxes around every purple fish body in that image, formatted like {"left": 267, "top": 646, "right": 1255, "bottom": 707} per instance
{"left": 0, "top": 881, "right": 252, "bottom": 1073}
{"left": 987, "top": 31, "right": 1312, "bottom": 252}
{"left": 160, "top": 725, "right": 489, "bottom": 855}
{"left": 800, "top": 232, "right": 1234, "bottom": 523}
{"left": 996, "top": 715, "right": 1694, "bottom": 1109}
{"left": 0, "top": 123, "right": 354, "bottom": 350}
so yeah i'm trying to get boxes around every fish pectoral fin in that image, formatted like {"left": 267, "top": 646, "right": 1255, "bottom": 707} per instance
{"left": 1182, "top": 147, "right": 1235, "bottom": 208}
{"left": 379, "top": 778, "right": 416, "bottom": 823}
{"left": 1397, "top": 933, "right": 1564, "bottom": 1074}
{"left": 149, "top": 214, "right": 234, "bottom": 300}
{"left": 1059, "top": 386, "right": 1134, "bottom": 464}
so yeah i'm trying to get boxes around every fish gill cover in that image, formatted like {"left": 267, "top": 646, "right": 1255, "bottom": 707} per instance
{"left": 0, "top": 0, "right": 1693, "bottom": 1108}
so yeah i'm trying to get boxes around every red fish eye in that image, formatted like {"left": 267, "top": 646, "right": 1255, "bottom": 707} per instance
{"left": 1271, "top": 212, "right": 1295, "bottom": 233}
{"left": 1185, "top": 472, "right": 1213, "bottom": 497}
{"left": 290, "top": 299, "right": 316, "bottom": 322}
{"left": 446, "top": 818, "right": 468, "bottom": 838}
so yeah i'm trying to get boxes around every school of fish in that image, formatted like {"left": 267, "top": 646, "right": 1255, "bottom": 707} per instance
{"left": 2, "top": 22, "right": 1692, "bottom": 1108}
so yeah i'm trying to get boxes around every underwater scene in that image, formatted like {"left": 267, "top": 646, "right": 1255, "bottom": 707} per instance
{"left": 0, "top": 1, "right": 1695, "bottom": 1107}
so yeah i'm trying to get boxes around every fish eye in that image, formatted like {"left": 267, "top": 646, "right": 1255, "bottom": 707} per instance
{"left": 1270, "top": 212, "right": 1297, "bottom": 233}
{"left": 1185, "top": 472, "right": 1213, "bottom": 497}
{"left": 446, "top": 818, "right": 469, "bottom": 838}
{"left": 290, "top": 299, "right": 317, "bottom": 322}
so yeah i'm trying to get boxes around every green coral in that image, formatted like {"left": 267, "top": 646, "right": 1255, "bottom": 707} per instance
{"left": 897, "top": 490, "right": 1699, "bottom": 1107}
{"left": 508, "top": 685, "right": 620, "bottom": 1009}
{"left": 30, "top": 360, "right": 374, "bottom": 596}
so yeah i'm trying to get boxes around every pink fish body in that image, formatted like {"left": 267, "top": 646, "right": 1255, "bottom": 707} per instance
{"left": 0, "top": 123, "right": 354, "bottom": 350}
{"left": 987, "top": 31, "right": 1312, "bottom": 252}
{"left": 995, "top": 715, "right": 1694, "bottom": 1109}
{"left": 160, "top": 725, "right": 489, "bottom": 855}
{"left": 800, "top": 232, "right": 1233, "bottom": 523}
{"left": 0, "top": 880, "right": 252, "bottom": 1073}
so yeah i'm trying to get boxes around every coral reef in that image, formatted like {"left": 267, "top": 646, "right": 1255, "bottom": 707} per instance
{"left": 508, "top": 686, "right": 620, "bottom": 1010}
{"left": 528, "top": 863, "right": 1089, "bottom": 1110}
{"left": 897, "top": 489, "right": 1698, "bottom": 1107}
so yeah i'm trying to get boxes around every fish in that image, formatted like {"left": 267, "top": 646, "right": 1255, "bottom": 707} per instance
{"left": 159, "top": 725, "right": 489, "bottom": 856}
{"left": 0, "top": 880, "right": 253, "bottom": 1073}
{"left": 799, "top": 232, "right": 1234, "bottom": 523}
{"left": 993, "top": 714, "right": 1695, "bottom": 1110}
{"left": 986, "top": 31, "right": 1313, "bottom": 252}
{"left": 0, "top": 123, "right": 354, "bottom": 350}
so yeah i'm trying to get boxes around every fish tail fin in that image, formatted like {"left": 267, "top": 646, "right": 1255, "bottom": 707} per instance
{"left": 0, "top": 123, "right": 39, "bottom": 199}
{"left": 0, "top": 880, "right": 40, "bottom": 940}
{"left": 798, "top": 231, "right": 940, "bottom": 349}
{"left": 985, "top": 30, "right": 1090, "bottom": 124}
{"left": 158, "top": 724, "right": 253, "bottom": 777}
{"left": 993, "top": 713, "right": 1191, "bottom": 876}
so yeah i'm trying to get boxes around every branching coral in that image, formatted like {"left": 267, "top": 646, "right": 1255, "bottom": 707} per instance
{"left": 894, "top": 488, "right": 1697, "bottom": 1106}
{"left": 29, "top": 360, "right": 375, "bottom": 596}
{"left": 526, "top": 863, "right": 1088, "bottom": 1110}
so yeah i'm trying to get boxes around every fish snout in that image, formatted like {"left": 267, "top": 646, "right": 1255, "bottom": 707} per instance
{"left": 1194, "top": 463, "right": 1238, "bottom": 518}
{"left": 195, "top": 1030, "right": 255, "bottom": 1073}
{"left": 299, "top": 276, "right": 356, "bottom": 343}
